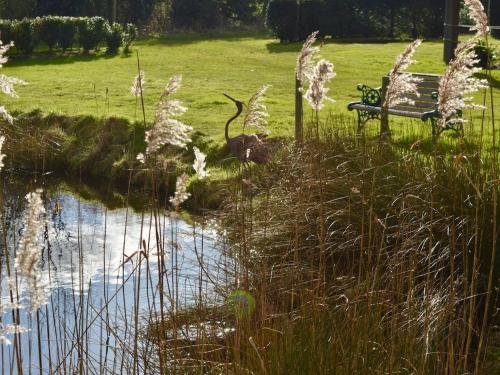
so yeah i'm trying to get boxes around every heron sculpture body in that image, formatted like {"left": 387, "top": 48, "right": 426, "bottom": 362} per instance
{"left": 224, "top": 93, "right": 270, "bottom": 164}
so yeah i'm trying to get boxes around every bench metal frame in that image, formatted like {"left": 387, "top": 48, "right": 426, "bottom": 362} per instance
{"left": 347, "top": 74, "right": 462, "bottom": 139}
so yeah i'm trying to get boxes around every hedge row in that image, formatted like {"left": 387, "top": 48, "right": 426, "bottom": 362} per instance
{"left": 0, "top": 16, "right": 138, "bottom": 55}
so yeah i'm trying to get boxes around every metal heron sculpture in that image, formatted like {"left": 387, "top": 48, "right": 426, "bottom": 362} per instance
{"left": 223, "top": 93, "right": 271, "bottom": 165}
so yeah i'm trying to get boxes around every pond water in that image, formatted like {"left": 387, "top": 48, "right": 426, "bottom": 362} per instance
{"left": 0, "top": 178, "right": 225, "bottom": 373}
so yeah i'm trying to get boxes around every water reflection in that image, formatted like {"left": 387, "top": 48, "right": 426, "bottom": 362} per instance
{"left": 0, "top": 182, "right": 223, "bottom": 373}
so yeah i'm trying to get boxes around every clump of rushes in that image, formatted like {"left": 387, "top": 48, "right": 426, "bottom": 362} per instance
{"left": 381, "top": 39, "right": 422, "bottom": 138}
{"left": 243, "top": 84, "right": 271, "bottom": 134}
{"left": 295, "top": 31, "right": 320, "bottom": 142}
{"left": 301, "top": 57, "right": 335, "bottom": 287}
{"left": 15, "top": 189, "right": 49, "bottom": 311}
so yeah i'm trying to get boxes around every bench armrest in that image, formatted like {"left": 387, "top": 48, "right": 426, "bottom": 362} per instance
{"left": 356, "top": 84, "right": 382, "bottom": 107}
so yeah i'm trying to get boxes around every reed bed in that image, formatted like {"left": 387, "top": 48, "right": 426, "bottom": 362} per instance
{"left": 0, "top": 1, "right": 497, "bottom": 372}
{"left": 0, "top": 95, "right": 497, "bottom": 375}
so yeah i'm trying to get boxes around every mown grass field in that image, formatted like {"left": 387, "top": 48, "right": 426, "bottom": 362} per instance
{"left": 2, "top": 32, "right": 499, "bottom": 146}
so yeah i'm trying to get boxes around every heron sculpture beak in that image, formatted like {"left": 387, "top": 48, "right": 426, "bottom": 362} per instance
{"left": 223, "top": 93, "right": 245, "bottom": 105}
{"left": 223, "top": 93, "right": 238, "bottom": 102}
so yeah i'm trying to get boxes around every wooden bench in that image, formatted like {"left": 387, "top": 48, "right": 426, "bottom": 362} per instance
{"left": 347, "top": 73, "right": 461, "bottom": 138}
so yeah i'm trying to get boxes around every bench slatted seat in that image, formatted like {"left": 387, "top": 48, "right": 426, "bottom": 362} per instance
{"left": 347, "top": 73, "right": 462, "bottom": 138}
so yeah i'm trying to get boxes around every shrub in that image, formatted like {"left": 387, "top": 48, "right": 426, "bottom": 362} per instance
{"left": 298, "top": 1, "right": 322, "bottom": 40}
{"left": 171, "top": 0, "right": 222, "bottom": 31}
{"left": 266, "top": 0, "right": 299, "bottom": 42}
{"left": 473, "top": 40, "right": 497, "bottom": 70}
{"left": 12, "top": 18, "right": 36, "bottom": 55}
{"left": 0, "top": 16, "right": 136, "bottom": 56}
{"left": 0, "top": 20, "right": 14, "bottom": 44}
{"left": 91, "top": 17, "right": 109, "bottom": 51}
{"left": 78, "top": 16, "right": 109, "bottom": 53}
{"left": 35, "top": 16, "right": 62, "bottom": 51}
{"left": 122, "top": 23, "right": 138, "bottom": 54}
{"left": 320, "top": 1, "right": 356, "bottom": 38}
{"left": 105, "top": 22, "right": 123, "bottom": 54}
{"left": 58, "top": 17, "right": 77, "bottom": 52}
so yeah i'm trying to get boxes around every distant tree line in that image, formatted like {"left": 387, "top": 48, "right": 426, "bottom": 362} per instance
{"left": 267, "top": 0, "right": 448, "bottom": 42}
{"left": 0, "top": 0, "right": 157, "bottom": 25}
{"left": 0, "top": 0, "right": 498, "bottom": 37}
{"left": 0, "top": 0, "right": 267, "bottom": 29}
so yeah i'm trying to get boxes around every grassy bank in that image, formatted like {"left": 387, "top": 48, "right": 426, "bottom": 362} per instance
{"left": 2, "top": 110, "right": 237, "bottom": 209}
{"left": 1, "top": 33, "right": 498, "bottom": 146}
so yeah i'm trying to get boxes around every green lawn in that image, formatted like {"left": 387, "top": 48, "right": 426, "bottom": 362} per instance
{"left": 2, "top": 32, "right": 499, "bottom": 144}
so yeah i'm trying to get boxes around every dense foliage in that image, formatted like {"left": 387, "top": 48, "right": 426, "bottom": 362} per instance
{"left": 267, "top": 0, "right": 446, "bottom": 42}
{"left": 0, "top": 16, "right": 138, "bottom": 54}
{"left": 0, "top": 1, "right": 494, "bottom": 40}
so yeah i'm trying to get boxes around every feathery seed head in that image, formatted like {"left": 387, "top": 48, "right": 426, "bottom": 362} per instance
{"left": 136, "top": 153, "right": 145, "bottom": 164}
{"left": 0, "top": 41, "right": 13, "bottom": 68}
{"left": 15, "top": 189, "right": 49, "bottom": 311}
{"left": 384, "top": 39, "right": 423, "bottom": 108}
{"left": 0, "top": 136, "right": 5, "bottom": 171}
{"left": 304, "top": 59, "right": 336, "bottom": 111}
{"left": 130, "top": 70, "right": 145, "bottom": 97}
{"left": 0, "top": 106, "right": 13, "bottom": 124}
{"left": 170, "top": 173, "right": 191, "bottom": 209}
{"left": 464, "top": 0, "right": 489, "bottom": 37}
{"left": 0, "top": 74, "right": 26, "bottom": 98}
{"left": 193, "top": 146, "right": 209, "bottom": 180}
{"left": 145, "top": 75, "right": 193, "bottom": 153}
{"left": 0, "top": 324, "right": 29, "bottom": 346}
{"left": 0, "top": 41, "right": 24, "bottom": 126}
{"left": 243, "top": 85, "right": 271, "bottom": 134}
{"left": 164, "top": 74, "right": 182, "bottom": 96}
{"left": 296, "top": 31, "right": 320, "bottom": 83}
{"left": 437, "top": 40, "right": 488, "bottom": 128}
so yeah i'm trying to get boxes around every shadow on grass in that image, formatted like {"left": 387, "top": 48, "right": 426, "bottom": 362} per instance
{"left": 265, "top": 37, "right": 438, "bottom": 54}
{"left": 392, "top": 133, "right": 483, "bottom": 156}
{"left": 138, "top": 31, "right": 271, "bottom": 47}
{"left": 477, "top": 72, "right": 500, "bottom": 89}
{"left": 6, "top": 32, "right": 272, "bottom": 67}
{"left": 7, "top": 49, "right": 123, "bottom": 67}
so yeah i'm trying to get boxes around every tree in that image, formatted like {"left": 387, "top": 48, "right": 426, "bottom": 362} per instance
{"left": 0, "top": 0, "right": 37, "bottom": 19}
{"left": 171, "top": 0, "right": 222, "bottom": 30}
{"left": 491, "top": 0, "right": 500, "bottom": 37}
{"left": 35, "top": 0, "right": 86, "bottom": 16}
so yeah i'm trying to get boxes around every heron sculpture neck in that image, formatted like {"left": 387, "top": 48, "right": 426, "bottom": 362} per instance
{"left": 224, "top": 94, "right": 244, "bottom": 142}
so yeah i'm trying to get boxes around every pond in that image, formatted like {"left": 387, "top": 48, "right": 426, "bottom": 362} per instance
{"left": 0, "top": 176, "right": 226, "bottom": 373}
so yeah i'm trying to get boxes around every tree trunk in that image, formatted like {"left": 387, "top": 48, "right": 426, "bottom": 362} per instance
{"left": 295, "top": 78, "right": 303, "bottom": 143}
{"left": 389, "top": 8, "right": 395, "bottom": 38}
{"left": 443, "top": 0, "right": 460, "bottom": 63}
{"left": 411, "top": 11, "right": 418, "bottom": 39}
{"left": 112, "top": 0, "right": 117, "bottom": 23}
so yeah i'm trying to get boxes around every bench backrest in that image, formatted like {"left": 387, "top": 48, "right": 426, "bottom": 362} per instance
{"left": 382, "top": 73, "right": 440, "bottom": 114}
